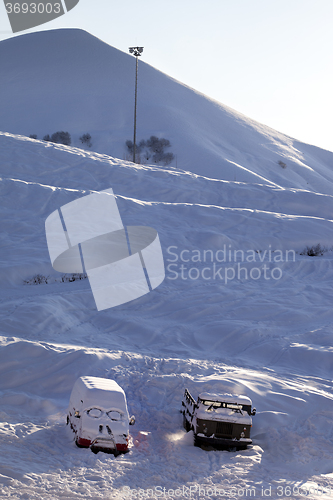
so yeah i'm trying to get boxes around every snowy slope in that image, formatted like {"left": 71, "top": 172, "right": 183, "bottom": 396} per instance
{"left": 1, "top": 28, "right": 333, "bottom": 194}
{"left": 1, "top": 131, "right": 333, "bottom": 499}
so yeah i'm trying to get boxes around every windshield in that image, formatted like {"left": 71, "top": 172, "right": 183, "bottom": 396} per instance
{"left": 85, "top": 408, "right": 124, "bottom": 420}
{"left": 107, "top": 411, "right": 122, "bottom": 421}
{"left": 202, "top": 400, "right": 222, "bottom": 409}
{"left": 200, "top": 399, "right": 246, "bottom": 411}
{"left": 86, "top": 408, "right": 103, "bottom": 418}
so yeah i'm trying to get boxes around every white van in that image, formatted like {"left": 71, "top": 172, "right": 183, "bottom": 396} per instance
{"left": 67, "top": 376, "right": 135, "bottom": 453}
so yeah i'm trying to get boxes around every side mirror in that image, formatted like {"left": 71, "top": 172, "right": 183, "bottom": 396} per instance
{"left": 74, "top": 411, "right": 81, "bottom": 418}
{"left": 251, "top": 408, "right": 256, "bottom": 416}
{"left": 129, "top": 415, "right": 136, "bottom": 426}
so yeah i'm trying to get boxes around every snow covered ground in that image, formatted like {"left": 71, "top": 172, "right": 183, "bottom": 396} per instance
{"left": 1, "top": 28, "right": 333, "bottom": 500}
{"left": 1, "top": 131, "right": 333, "bottom": 499}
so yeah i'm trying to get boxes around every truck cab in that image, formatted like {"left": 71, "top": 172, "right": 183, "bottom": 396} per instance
{"left": 182, "top": 389, "right": 256, "bottom": 450}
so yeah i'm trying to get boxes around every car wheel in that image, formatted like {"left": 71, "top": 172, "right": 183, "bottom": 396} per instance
{"left": 75, "top": 438, "right": 85, "bottom": 448}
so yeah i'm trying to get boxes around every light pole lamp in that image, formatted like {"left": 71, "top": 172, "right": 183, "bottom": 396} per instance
{"left": 129, "top": 46, "right": 144, "bottom": 163}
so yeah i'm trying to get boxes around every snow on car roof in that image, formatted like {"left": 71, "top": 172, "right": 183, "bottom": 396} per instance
{"left": 80, "top": 376, "right": 124, "bottom": 393}
{"left": 77, "top": 376, "right": 128, "bottom": 411}
{"left": 198, "top": 392, "right": 253, "bottom": 405}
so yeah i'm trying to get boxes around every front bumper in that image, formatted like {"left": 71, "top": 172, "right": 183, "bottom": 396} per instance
{"left": 76, "top": 436, "right": 128, "bottom": 452}
{"left": 91, "top": 437, "right": 116, "bottom": 450}
{"left": 195, "top": 434, "right": 252, "bottom": 449}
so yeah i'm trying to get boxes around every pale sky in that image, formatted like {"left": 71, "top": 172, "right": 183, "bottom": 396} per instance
{"left": 1, "top": 0, "right": 333, "bottom": 152}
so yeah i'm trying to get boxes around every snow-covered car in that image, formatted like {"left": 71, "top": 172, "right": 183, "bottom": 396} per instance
{"left": 182, "top": 389, "right": 256, "bottom": 450}
{"left": 67, "top": 376, "right": 135, "bottom": 454}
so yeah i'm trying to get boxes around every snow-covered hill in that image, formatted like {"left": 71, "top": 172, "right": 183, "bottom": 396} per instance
{"left": 1, "top": 26, "right": 333, "bottom": 499}
{"left": 1, "top": 129, "right": 333, "bottom": 499}
{"left": 1, "top": 28, "right": 333, "bottom": 193}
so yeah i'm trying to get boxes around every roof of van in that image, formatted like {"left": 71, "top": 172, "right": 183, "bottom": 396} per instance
{"left": 73, "top": 376, "right": 128, "bottom": 411}
{"left": 80, "top": 376, "right": 124, "bottom": 392}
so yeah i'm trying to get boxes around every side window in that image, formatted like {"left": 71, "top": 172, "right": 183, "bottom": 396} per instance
{"left": 242, "top": 405, "right": 251, "bottom": 415}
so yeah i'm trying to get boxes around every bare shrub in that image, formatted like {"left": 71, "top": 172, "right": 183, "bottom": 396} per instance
{"left": 300, "top": 244, "right": 326, "bottom": 256}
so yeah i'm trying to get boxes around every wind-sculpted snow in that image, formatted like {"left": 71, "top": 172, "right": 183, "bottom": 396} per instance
{"left": 1, "top": 135, "right": 333, "bottom": 498}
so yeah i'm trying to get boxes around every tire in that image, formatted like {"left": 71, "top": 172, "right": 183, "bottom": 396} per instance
{"left": 75, "top": 437, "right": 85, "bottom": 448}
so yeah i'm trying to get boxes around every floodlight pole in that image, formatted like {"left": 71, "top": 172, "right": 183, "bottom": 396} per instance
{"left": 129, "top": 46, "right": 144, "bottom": 163}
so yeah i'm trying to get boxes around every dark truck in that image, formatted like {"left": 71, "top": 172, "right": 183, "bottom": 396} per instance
{"left": 182, "top": 389, "right": 256, "bottom": 450}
